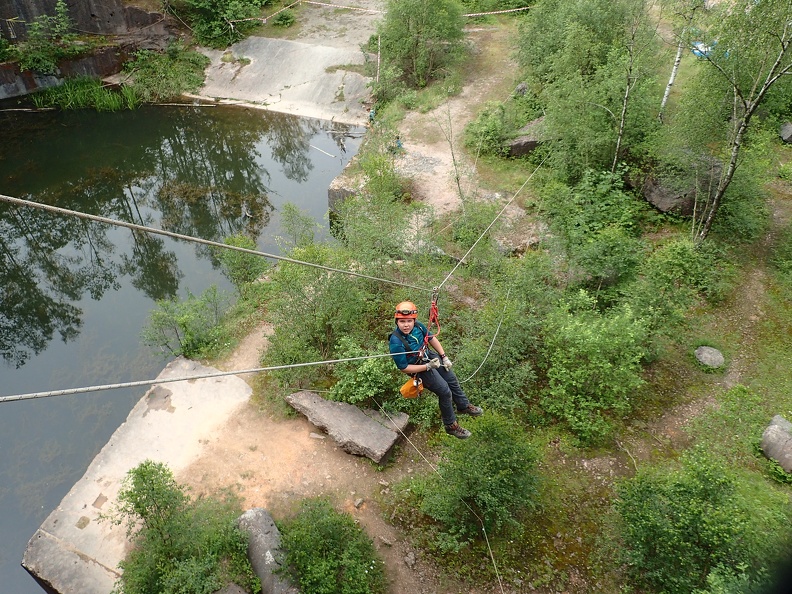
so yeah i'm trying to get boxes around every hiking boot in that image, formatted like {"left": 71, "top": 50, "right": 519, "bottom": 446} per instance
{"left": 445, "top": 422, "right": 471, "bottom": 439}
{"left": 457, "top": 404, "right": 483, "bottom": 417}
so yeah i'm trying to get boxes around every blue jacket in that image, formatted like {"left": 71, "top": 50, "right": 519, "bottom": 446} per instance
{"left": 389, "top": 321, "right": 434, "bottom": 370}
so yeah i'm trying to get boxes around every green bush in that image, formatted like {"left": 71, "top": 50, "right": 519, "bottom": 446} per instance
{"left": 376, "top": 0, "right": 466, "bottom": 88}
{"left": 170, "top": 0, "right": 267, "bottom": 48}
{"left": 329, "top": 337, "right": 402, "bottom": 405}
{"left": 460, "top": 0, "right": 533, "bottom": 13}
{"left": 541, "top": 169, "right": 648, "bottom": 246}
{"left": 262, "top": 244, "right": 379, "bottom": 387}
{"left": 541, "top": 291, "right": 647, "bottom": 444}
{"left": 418, "top": 413, "right": 540, "bottom": 549}
{"left": 626, "top": 238, "right": 735, "bottom": 338}
{"left": 0, "top": 37, "right": 11, "bottom": 62}
{"left": 464, "top": 101, "right": 508, "bottom": 157}
{"left": 11, "top": 0, "right": 82, "bottom": 74}
{"left": 141, "top": 285, "right": 228, "bottom": 358}
{"left": 616, "top": 449, "right": 789, "bottom": 594}
{"left": 123, "top": 41, "right": 209, "bottom": 102}
{"left": 272, "top": 9, "right": 296, "bottom": 28}
{"left": 279, "top": 498, "right": 387, "bottom": 594}
{"left": 107, "top": 461, "right": 259, "bottom": 594}
{"left": 214, "top": 233, "right": 269, "bottom": 296}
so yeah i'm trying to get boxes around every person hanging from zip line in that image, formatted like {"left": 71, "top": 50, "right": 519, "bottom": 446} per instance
{"left": 389, "top": 301, "right": 483, "bottom": 439}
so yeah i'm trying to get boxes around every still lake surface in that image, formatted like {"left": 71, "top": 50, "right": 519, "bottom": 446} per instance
{"left": 0, "top": 102, "right": 361, "bottom": 593}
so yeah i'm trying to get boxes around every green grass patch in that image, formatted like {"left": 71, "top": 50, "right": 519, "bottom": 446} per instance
{"left": 31, "top": 76, "right": 139, "bottom": 111}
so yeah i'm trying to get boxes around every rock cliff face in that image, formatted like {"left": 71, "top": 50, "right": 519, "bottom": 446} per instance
{"left": 0, "top": 0, "right": 141, "bottom": 39}
{"left": 0, "top": 0, "right": 173, "bottom": 99}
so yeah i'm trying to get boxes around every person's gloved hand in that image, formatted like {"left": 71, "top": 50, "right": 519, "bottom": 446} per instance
{"left": 441, "top": 355, "right": 453, "bottom": 370}
{"left": 425, "top": 358, "right": 442, "bottom": 370}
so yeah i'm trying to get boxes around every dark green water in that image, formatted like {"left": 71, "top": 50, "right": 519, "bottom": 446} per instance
{"left": 0, "top": 103, "right": 361, "bottom": 593}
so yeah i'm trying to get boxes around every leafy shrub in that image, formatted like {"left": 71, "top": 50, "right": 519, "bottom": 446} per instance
{"left": 329, "top": 337, "right": 402, "bottom": 405}
{"left": 460, "top": 0, "right": 533, "bottom": 12}
{"left": 454, "top": 259, "right": 554, "bottom": 413}
{"left": 418, "top": 413, "right": 539, "bottom": 548}
{"left": 541, "top": 291, "right": 647, "bottom": 444}
{"left": 277, "top": 202, "right": 320, "bottom": 250}
{"left": 124, "top": 41, "right": 209, "bottom": 102}
{"left": 272, "top": 9, "right": 296, "bottom": 27}
{"left": 777, "top": 161, "right": 792, "bottom": 182}
{"left": 107, "top": 461, "right": 259, "bottom": 594}
{"left": 11, "top": 0, "right": 83, "bottom": 74}
{"left": 0, "top": 37, "right": 11, "bottom": 62}
{"left": 214, "top": 233, "right": 269, "bottom": 296}
{"left": 279, "top": 498, "right": 386, "bottom": 594}
{"left": 170, "top": 0, "right": 267, "bottom": 48}
{"left": 541, "top": 169, "right": 648, "bottom": 246}
{"left": 464, "top": 101, "right": 508, "bottom": 157}
{"left": 262, "top": 244, "right": 379, "bottom": 387}
{"left": 376, "top": 0, "right": 466, "bottom": 88}
{"left": 141, "top": 285, "right": 228, "bottom": 358}
{"left": 626, "top": 238, "right": 735, "bottom": 339}
{"left": 616, "top": 449, "right": 790, "bottom": 594}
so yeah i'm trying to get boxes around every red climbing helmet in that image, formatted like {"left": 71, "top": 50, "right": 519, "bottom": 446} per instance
{"left": 394, "top": 301, "right": 418, "bottom": 319}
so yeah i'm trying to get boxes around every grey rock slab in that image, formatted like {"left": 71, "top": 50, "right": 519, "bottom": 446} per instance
{"left": 694, "top": 346, "right": 725, "bottom": 368}
{"left": 762, "top": 415, "right": 792, "bottom": 473}
{"left": 195, "top": 37, "right": 370, "bottom": 126}
{"left": 22, "top": 357, "right": 252, "bottom": 594}
{"left": 238, "top": 508, "right": 298, "bottom": 594}
{"left": 285, "top": 391, "right": 407, "bottom": 463}
{"left": 781, "top": 122, "right": 792, "bottom": 144}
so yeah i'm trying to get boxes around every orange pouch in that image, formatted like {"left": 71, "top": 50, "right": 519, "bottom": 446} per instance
{"left": 400, "top": 377, "right": 423, "bottom": 399}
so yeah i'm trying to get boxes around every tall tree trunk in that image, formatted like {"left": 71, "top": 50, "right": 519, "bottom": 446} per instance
{"left": 659, "top": 39, "right": 684, "bottom": 121}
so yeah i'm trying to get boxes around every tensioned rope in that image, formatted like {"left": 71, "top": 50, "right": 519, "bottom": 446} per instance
{"left": 0, "top": 194, "right": 430, "bottom": 293}
{"left": 435, "top": 155, "right": 547, "bottom": 292}
{"left": 458, "top": 286, "right": 511, "bottom": 384}
{"left": 0, "top": 351, "right": 421, "bottom": 403}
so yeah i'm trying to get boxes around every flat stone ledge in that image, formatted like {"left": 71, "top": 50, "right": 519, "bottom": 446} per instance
{"left": 285, "top": 391, "right": 408, "bottom": 463}
{"left": 22, "top": 357, "right": 252, "bottom": 594}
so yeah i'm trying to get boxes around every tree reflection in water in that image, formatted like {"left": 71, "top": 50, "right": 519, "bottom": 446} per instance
{"left": 0, "top": 105, "right": 350, "bottom": 368}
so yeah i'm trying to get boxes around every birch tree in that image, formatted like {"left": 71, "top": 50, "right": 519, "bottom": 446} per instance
{"left": 692, "top": 0, "right": 792, "bottom": 242}
{"left": 658, "top": 0, "right": 706, "bottom": 121}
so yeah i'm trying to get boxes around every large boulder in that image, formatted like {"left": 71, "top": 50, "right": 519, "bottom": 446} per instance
{"left": 508, "top": 116, "right": 546, "bottom": 157}
{"left": 762, "top": 415, "right": 792, "bottom": 473}
{"left": 694, "top": 346, "right": 725, "bottom": 368}
{"left": 780, "top": 122, "right": 792, "bottom": 144}
{"left": 285, "top": 390, "right": 409, "bottom": 463}
{"left": 237, "top": 508, "right": 299, "bottom": 594}
{"left": 635, "top": 157, "right": 722, "bottom": 216}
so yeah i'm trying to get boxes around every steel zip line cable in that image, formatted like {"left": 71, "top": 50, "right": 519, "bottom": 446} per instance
{"left": 436, "top": 156, "right": 547, "bottom": 292}
{"left": 0, "top": 194, "right": 430, "bottom": 292}
{"left": 0, "top": 351, "right": 421, "bottom": 403}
